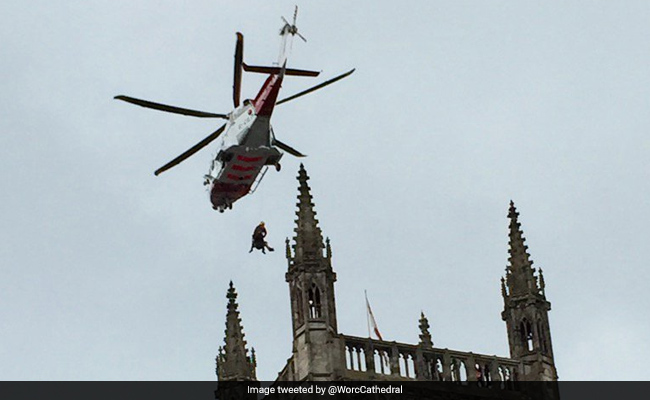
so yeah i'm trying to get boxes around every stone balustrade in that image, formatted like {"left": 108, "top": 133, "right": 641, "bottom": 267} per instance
{"left": 341, "top": 334, "right": 520, "bottom": 388}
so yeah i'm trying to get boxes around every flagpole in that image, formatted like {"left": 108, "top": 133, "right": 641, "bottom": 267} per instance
{"left": 365, "top": 290, "right": 371, "bottom": 339}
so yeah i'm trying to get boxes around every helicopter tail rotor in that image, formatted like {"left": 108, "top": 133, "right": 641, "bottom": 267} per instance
{"left": 281, "top": 6, "right": 307, "bottom": 42}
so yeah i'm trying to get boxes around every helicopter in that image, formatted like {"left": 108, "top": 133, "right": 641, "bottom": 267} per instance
{"left": 115, "top": 8, "right": 354, "bottom": 212}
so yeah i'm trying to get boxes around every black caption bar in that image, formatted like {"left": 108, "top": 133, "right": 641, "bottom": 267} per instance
{"left": 0, "top": 381, "right": 647, "bottom": 400}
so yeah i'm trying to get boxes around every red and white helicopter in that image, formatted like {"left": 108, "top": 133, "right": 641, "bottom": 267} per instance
{"left": 115, "top": 8, "right": 354, "bottom": 212}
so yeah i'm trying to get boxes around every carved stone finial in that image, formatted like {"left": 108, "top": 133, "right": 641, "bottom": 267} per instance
{"left": 285, "top": 237, "right": 291, "bottom": 260}
{"left": 418, "top": 311, "right": 434, "bottom": 348}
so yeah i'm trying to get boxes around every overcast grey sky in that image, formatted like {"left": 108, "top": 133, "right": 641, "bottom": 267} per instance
{"left": 2, "top": 1, "right": 649, "bottom": 381}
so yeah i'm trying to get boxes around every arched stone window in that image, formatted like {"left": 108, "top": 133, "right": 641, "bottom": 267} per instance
{"left": 399, "top": 354, "right": 407, "bottom": 377}
{"left": 459, "top": 360, "right": 468, "bottom": 381}
{"left": 358, "top": 347, "right": 367, "bottom": 372}
{"left": 345, "top": 346, "right": 366, "bottom": 371}
{"left": 407, "top": 354, "right": 416, "bottom": 378}
{"left": 451, "top": 359, "right": 467, "bottom": 381}
{"left": 538, "top": 320, "right": 548, "bottom": 353}
{"left": 498, "top": 366, "right": 514, "bottom": 389}
{"left": 308, "top": 283, "right": 322, "bottom": 318}
{"left": 520, "top": 318, "right": 534, "bottom": 351}
{"left": 345, "top": 345, "right": 353, "bottom": 370}
{"left": 294, "top": 287, "right": 303, "bottom": 324}
{"left": 435, "top": 358, "right": 444, "bottom": 381}
{"left": 398, "top": 353, "right": 416, "bottom": 378}
{"left": 374, "top": 349, "right": 391, "bottom": 375}
{"left": 481, "top": 363, "right": 492, "bottom": 384}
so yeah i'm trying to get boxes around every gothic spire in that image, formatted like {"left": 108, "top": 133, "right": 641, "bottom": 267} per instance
{"left": 501, "top": 202, "right": 556, "bottom": 379}
{"left": 504, "top": 201, "right": 542, "bottom": 298}
{"left": 418, "top": 311, "right": 434, "bottom": 348}
{"left": 289, "top": 164, "right": 326, "bottom": 264}
{"left": 216, "top": 281, "right": 256, "bottom": 381}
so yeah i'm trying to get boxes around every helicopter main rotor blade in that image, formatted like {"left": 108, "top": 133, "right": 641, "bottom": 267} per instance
{"left": 154, "top": 123, "right": 227, "bottom": 176}
{"left": 276, "top": 68, "right": 355, "bottom": 106}
{"left": 114, "top": 95, "right": 228, "bottom": 119}
{"left": 273, "top": 138, "right": 306, "bottom": 158}
{"left": 233, "top": 32, "right": 244, "bottom": 108}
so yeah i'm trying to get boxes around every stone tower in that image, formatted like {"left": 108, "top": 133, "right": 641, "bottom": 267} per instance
{"left": 216, "top": 281, "right": 257, "bottom": 381}
{"left": 283, "top": 164, "right": 344, "bottom": 380}
{"left": 216, "top": 167, "right": 559, "bottom": 400}
{"left": 501, "top": 201, "right": 558, "bottom": 381}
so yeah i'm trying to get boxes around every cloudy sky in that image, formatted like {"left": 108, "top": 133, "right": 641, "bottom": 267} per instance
{"left": 2, "top": 1, "right": 649, "bottom": 381}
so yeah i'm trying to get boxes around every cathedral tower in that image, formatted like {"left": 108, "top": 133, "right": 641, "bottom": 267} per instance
{"left": 501, "top": 201, "right": 557, "bottom": 381}
{"left": 284, "top": 164, "right": 343, "bottom": 380}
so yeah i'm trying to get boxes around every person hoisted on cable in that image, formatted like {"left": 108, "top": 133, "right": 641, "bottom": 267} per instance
{"left": 249, "top": 221, "right": 274, "bottom": 254}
